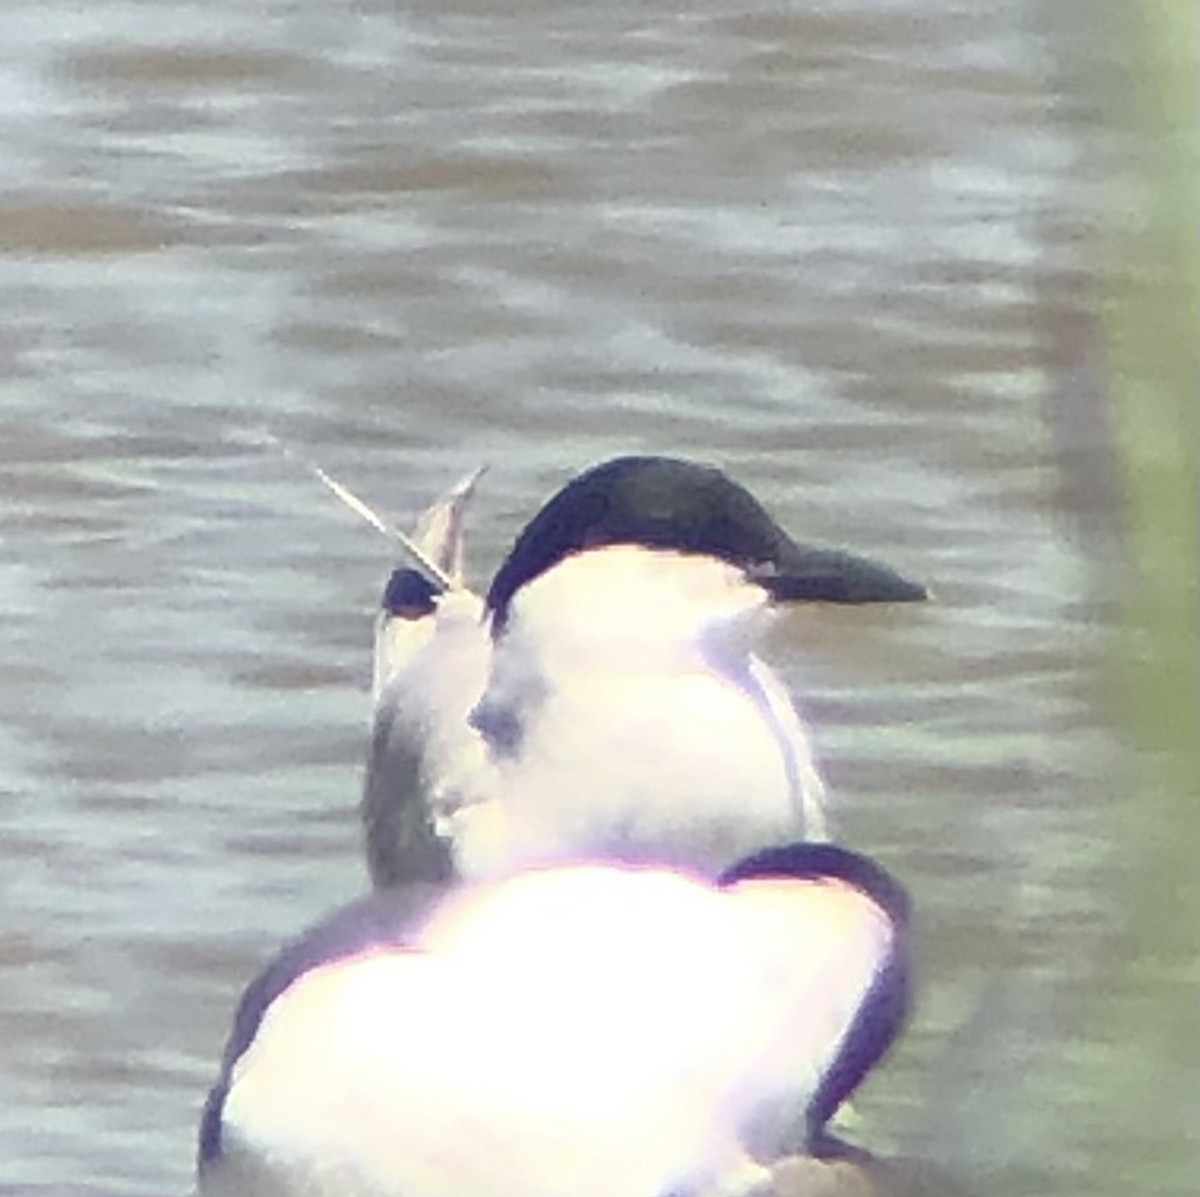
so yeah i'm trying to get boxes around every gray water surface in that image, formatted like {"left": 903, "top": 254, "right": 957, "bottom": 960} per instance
{"left": 1, "top": 2, "right": 1189, "bottom": 1195}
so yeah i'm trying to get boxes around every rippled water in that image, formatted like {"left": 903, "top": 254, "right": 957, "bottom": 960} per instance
{"left": 0, "top": 2, "right": 1191, "bottom": 1195}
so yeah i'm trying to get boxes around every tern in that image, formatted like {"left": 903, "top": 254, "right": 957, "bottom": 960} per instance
{"left": 197, "top": 841, "right": 911, "bottom": 1197}
{"left": 353, "top": 457, "right": 925, "bottom": 886}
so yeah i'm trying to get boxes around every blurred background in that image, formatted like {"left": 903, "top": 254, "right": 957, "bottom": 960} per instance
{"left": 0, "top": 0, "right": 1194, "bottom": 1194}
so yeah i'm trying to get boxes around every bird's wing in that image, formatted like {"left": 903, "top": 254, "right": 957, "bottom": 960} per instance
{"left": 363, "top": 472, "right": 491, "bottom": 887}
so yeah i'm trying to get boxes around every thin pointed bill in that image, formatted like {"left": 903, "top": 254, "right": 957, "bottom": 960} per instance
{"left": 750, "top": 545, "right": 927, "bottom": 604}
{"left": 410, "top": 466, "right": 487, "bottom": 589}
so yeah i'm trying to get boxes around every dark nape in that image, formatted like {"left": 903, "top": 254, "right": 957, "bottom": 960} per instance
{"left": 381, "top": 567, "right": 441, "bottom": 618}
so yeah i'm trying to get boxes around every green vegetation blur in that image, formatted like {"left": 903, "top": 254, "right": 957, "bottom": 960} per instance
{"left": 1095, "top": 0, "right": 1197, "bottom": 1192}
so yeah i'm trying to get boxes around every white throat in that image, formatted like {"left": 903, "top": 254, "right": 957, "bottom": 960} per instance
{"left": 451, "top": 546, "right": 827, "bottom": 879}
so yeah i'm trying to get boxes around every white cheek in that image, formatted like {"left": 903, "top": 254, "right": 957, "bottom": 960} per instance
{"left": 506, "top": 547, "right": 767, "bottom": 670}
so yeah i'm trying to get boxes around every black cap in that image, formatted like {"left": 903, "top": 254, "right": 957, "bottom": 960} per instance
{"left": 381, "top": 567, "right": 441, "bottom": 620}
{"left": 485, "top": 457, "right": 926, "bottom": 632}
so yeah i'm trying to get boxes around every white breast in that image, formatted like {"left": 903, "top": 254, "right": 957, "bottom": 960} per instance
{"left": 448, "top": 547, "right": 826, "bottom": 878}
{"left": 207, "top": 866, "right": 881, "bottom": 1197}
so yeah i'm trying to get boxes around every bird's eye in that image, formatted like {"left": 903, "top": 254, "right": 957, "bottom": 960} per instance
{"left": 469, "top": 699, "right": 524, "bottom": 758}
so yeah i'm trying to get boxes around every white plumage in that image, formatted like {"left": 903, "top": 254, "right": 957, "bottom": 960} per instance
{"left": 361, "top": 457, "right": 923, "bottom": 886}
{"left": 199, "top": 846, "right": 909, "bottom": 1197}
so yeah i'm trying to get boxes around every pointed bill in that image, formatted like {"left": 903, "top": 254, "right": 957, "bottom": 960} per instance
{"left": 409, "top": 467, "right": 487, "bottom": 589}
{"left": 750, "top": 544, "right": 927, "bottom": 604}
{"left": 310, "top": 463, "right": 455, "bottom": 592}
{"left": 372, "top": 469, "right": 487, "bottom": 702}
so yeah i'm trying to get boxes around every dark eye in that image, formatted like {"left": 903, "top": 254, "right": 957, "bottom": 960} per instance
{"left": 469, "top": 699, "right": 524, "bottom": 758}
{"left": 381, "top": 569, "right": 440, "bottom": 619}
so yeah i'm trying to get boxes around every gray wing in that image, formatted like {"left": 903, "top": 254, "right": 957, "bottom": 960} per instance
{"left": 361, "top": 471, "right": 490, "bottom": 887}
{"left": 363, "top": 679, "right": 456, "bottom": 886}
{"left": 363, "top": 590, "right": 491, "bottom": 888}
